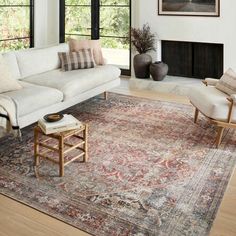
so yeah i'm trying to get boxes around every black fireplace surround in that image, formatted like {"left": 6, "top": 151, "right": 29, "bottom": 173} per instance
{"left": 162, "top": 40, "right": 224, "bottom": 79}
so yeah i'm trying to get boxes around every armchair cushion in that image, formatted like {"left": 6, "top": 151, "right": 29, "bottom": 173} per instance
{"left": 216, "top": 68, "right": 236, "bottom": 95}
{"left": 189, "top": 86, "right": 236, "bottom": 122}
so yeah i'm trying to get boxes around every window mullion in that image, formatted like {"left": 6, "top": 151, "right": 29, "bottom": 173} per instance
{"left": 91, "top": 0, "right": 100, "bottom": 40}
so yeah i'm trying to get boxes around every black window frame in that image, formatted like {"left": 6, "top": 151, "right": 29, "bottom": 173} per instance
{"left": 59, "top": 0, "right": 131, "bottom": 76}
{"left": 0, "top": 0, "right": 34, "bottom": 51}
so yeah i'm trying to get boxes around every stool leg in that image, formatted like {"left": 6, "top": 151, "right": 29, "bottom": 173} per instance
{"left": 34, "top": 128, "right": 39, "bottom": 166}
{"left": 194, "top": 108, "right": 199, "bottom": 124}
{"left": 59, "top": 136, "right": 64, "bottom": 177}
{"left": 84, "top": 125, "right": 88, "bottom": 162}
{"left": 104, "top": 91, "right": 108, "bottom": 100}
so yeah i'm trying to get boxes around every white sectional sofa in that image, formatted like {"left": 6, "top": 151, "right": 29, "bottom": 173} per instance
{"left": 1, "top": 44, "right": 121, "bottom": 128}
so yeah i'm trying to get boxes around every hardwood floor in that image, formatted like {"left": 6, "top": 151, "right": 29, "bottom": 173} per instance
{"left": 0, "top": 78, "right": 235, "bottom": 236}
{"left": 0, "top": 195, "right": 89, "bottom": 236}
{"left": 210, "top": 169, "right": 236, "bottom": 236}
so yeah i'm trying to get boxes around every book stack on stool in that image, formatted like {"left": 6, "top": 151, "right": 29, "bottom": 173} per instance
{"left": 34, "top": 114, "right": 88, "bottom": 177}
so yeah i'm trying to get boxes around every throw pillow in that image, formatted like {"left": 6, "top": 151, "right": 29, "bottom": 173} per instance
{"left": 58, "top": 49, "right": 95, "bottom": 72}
{"left": 68, "top": 38, "right": 105, "bottom": 65}
{"left": 216, "top": 68, "right": 236, "bottom": 95}
{"left": 0, "top": 54, "right": 22, "bottom": 93}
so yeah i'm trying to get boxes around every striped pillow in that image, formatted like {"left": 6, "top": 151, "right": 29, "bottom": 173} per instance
{"left": 216, "top": 68, "right": 236, "bottom": 95}
{"left": 58, "top": 49, "right": 95, "bottom": 71}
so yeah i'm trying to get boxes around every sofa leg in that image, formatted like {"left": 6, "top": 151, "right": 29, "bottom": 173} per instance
{"left": 216, "top": 127, "right": 224, "bottom": 148}
{"left": 194, "top": 108, "right": 199, "bottom": 124}
{"left": 104, "top": 91, "right": 108, "bottom": 100}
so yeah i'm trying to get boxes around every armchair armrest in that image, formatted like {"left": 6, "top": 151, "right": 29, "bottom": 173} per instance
{"left": 226, "top": 94, "right": 236, "bottom": 123}
{"left": 202, "top": 78, "right": 219, "bottom": 86}
{"left": 227, "top": 94, "right": 236, "bottom": 103}
{"left": 231, "top": 94, "right": 236, "bottom": 102}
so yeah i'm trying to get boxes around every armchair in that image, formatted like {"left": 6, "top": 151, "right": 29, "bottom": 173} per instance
{"left": 189, "top": 78, "right": 236, "bottom": 147}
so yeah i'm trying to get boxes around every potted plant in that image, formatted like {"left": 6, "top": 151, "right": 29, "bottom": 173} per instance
{"left": 131, "top": 24, "right": 156, "bottom": 78}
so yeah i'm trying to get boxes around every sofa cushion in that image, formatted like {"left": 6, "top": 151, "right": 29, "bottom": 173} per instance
{"left": 0, "top": 54, "right": 22, "bottom": 93}
{"left": 58, "top": 49, "right": 95, "bottom": 71}
{"left": 4, "top": 82, "right": 64, "bottom": 117}
{"left": 1, "top": 52, "right": 21, "bottom": 80}
{"left": 216, "top": 68, "right": 236, "bottom": 95}
{"left": 15, "top": 43, "right": 69, "bottom": 78}
{"left": 22, "top": 65, "right": 121, "bottom": 100}
{"left": 189, "top": 85, "right": 236, "bottom": 122}
{"left": 69, "top": 38, "right": 104, "bottom": 65}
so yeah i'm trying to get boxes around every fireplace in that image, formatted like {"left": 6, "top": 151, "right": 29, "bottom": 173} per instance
{"left": 161, "top": 40, "right": 224, "bottom": 79}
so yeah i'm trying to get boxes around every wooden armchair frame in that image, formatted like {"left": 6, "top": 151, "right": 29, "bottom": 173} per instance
{"left": 192, "top": 80, "right": 236, "bottom": 148}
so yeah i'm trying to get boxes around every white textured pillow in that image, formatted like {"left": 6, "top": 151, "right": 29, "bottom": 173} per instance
{"left": 216, "top": 68, "right": 236, "bottom": 95}
{"left": 0, "top": 54, "right": 22, "bottom": 93}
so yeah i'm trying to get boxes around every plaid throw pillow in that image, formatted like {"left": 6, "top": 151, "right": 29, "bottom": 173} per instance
{"left": 58, "top": 49, "right": 95, "bottom": 71}
{"left": 216, "top": 68, "right": 236, "bottom": 95}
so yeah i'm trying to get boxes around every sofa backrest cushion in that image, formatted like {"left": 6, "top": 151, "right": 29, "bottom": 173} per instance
{"left": 15, "top": 43, "right": 69, "bottom": 78}
{"left": 1, "top": 52, "right": 21, "bottom": 80}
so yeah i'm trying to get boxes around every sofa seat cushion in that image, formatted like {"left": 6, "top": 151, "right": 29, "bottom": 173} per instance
{"left": 189, "top": 86, "right": 236, "bottom": 122}
{"left": 4, "top": 82, "right": 64, "bottom": 117}
{"left": 22, "top": 65, "right": 121, "bottom": 100}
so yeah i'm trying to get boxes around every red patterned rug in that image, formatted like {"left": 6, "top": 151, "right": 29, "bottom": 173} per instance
{"left": 0, "top": 94, "right": 235, "bottom": 236}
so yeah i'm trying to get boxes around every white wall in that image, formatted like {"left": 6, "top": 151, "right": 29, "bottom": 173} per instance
{"left": 34, "top": 0, "right": 47, "bottom": 47}
{"left": 47, "top": 0, "right": 59, "bottom": 46}
{"left": 34, "top": 0, "right": 236, "bottom": 71}
{"left": 136, "top": 0, "right": 236, "bottom": 71}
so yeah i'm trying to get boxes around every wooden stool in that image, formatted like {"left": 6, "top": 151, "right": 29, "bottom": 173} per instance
{"left": 34, "top": 124, "right": 88, "bottom": 177}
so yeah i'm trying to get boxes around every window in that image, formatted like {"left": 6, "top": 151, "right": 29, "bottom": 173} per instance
{"left": 63, "top": 0, "right": 92, "bottom": 40}
{"left": 0, "top": 0, "right": 34, "bottom": 52}
{"left": 60, "top": 0, "right": 131, "bottom": 75}
{"left": 100, "top": 0, "right": 130, "bottom": 73}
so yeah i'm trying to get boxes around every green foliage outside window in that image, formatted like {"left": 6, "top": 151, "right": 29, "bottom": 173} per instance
{"left": 0, "top": 0, "right": 31, "bottom": 52}
{"left": 65, "top": 0, "right": 130, "bottom": 50}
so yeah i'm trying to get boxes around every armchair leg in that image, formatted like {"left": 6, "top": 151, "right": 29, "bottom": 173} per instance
{"left": 216, "top": 127, "right": 224, "bottom": 148}
{"left": 194, "top": 108, "right": 199, "bottom": 124}
{"left": 104, "top": 91, "right": 108, "bottom": 100}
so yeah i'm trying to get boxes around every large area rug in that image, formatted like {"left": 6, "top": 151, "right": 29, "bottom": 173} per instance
{"left": 0, "top": 94, "right": 236, "bottom": 236}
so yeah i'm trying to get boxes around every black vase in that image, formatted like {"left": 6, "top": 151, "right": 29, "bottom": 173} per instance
{"left": 150, "top": 61, "right": 169, "bottom": 81}
{"left": 133, "top": 54, "right": 152, "bottom": 78}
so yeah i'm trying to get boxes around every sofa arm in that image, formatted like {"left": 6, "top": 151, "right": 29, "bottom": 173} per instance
{"left": 202, "top": 78, "right": 219, "bottom": 86}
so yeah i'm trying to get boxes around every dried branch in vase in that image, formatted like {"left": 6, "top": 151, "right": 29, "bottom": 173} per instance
{"left": 131, "top": 24, "right": 156, "bottom": 54}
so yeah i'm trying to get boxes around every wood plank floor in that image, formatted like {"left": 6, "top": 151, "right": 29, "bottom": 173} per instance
{"left": 0, "top": 195, "right": 89, "bottom": 236}
{"left": 0, "top": 78, "right": 235, "bottom": 236}
{"left": 210, "top": 169, "right": 236, "bottom": 236}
